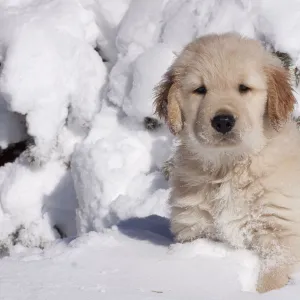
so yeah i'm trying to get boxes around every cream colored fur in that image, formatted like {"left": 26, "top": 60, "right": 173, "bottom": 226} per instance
{"left": 154, "top": 33, "right": 300, "bottom": 293}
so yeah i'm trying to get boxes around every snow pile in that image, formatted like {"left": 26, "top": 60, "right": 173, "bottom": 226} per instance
{"left": 0, "top": 0, "right": 107, "bottom": 161}
{"left": 72, "top": 104, "right": 171, "bottom": 234}
{"left": 0, "top": 0, "right": 108, "bottom": 249}
{"left": 1, "top": 0, "right": 300, "bottom": 298}
{"left": 79, "top": 0, "right": 132, "bottom": 65}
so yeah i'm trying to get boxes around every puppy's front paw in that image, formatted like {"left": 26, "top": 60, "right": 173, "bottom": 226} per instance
{"left": 173, "top": 228, "right": 199, "bottom": 244}
{"left": 256, "top": 268, "right": 289, "bottom": 293}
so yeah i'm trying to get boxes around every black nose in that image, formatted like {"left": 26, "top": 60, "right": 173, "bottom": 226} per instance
{"left": 211, "top": 114, "right": 235, "bottom": 134}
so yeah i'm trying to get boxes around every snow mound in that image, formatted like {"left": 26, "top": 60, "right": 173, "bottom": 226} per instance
{"left": 0, "top": 0, "right": 106, "bottom": 161}
{"left": 71, "top": 104, "right": 171, "bottom": 234}
{"left": 123, "top": 44, "right": 176, "bottom": 121}
{"left": 0, "top": 0, "right": 106, "bottom": 248}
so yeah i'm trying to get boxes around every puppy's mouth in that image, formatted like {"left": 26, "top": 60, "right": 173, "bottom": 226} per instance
{"left": 196, "top": 130, "right": 242, "bottom": 148}
{"left": 212, "top": 131, "right": 242, "bottom": 147}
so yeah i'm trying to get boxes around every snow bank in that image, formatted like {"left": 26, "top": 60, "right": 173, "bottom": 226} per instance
{"left": 107, "top": 0, "right": 169, "bottom": 112}
{"left": 78, "top": 0, "right": 132, "bottom": 65}
{"left": 72, "top": 104, "right": 171, "bottom": 234}
{"left": 123, "top": 44, "right": 175, "bottom": 121}
{"left": 0, "top": 159, "right": 73, "bottom": 250}
{"left": 0, "top": 0, "right": 106, "bottom": 161}
{"left": 0, "top": 0, "right": 107, "bottom": 249}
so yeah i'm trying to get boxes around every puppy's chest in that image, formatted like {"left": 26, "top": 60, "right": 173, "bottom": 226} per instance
{"left": 208, "top": 171, "right": 264, "bottom": 248}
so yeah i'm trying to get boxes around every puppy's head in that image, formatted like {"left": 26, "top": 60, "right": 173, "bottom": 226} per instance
{"left": 154, "top": 33, "right": 295, "bottom": 157}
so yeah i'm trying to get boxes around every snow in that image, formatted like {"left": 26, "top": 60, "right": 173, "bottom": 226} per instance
{"left": 123, "top": 44, "right": 176, "bottom": 121}
{"left": 1, "top": 0, "right": 300, "bottom": 299}
{"left": 2, "top": 229, "right": 300, "bottom": 300}
{"left": 72, "top": 104, "right": 171, "bottom": 234}
{"left": 0, "top": 0, "right": 107, "bottom": 161}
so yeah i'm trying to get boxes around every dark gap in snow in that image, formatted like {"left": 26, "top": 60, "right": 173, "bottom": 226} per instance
{"left": 0, "top": 243, "right": 9, "bottom": 258}
{"left": 94, "top": 45, "right": 109, "bottom": 63}
{"left": 0, "top": 139, "right": 30, "bottom": 167}
{"left": 42, "top": 170, "right": 78, "bottom": 239}
{"left": 9, "top": 225, "right": 26, "bottom": 246}
{"left": 53, "top": 224, "right": 67, "bottom": 239}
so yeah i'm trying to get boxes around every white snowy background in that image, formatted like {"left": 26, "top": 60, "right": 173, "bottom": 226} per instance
{"left": 1, "top": 0, "right": 300, "bottom": 299}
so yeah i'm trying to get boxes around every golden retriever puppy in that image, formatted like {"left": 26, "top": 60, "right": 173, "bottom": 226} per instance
{"left": 154, "top": 32, "right": 300, "bottom": 293}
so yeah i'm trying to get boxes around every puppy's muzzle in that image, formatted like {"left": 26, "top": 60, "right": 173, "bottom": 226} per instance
{"left": 211, "top": 114, "right": 235, "bottom": 134}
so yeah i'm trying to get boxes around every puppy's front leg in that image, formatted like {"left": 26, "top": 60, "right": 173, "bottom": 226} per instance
{"left": 256, "top": 264, "right": 290, "bottom": 294}
{"left": 170, "top": 194, "right": 217, "bottom": 243}
{"left": 252, "top": 231, "right": 293, "bottom": 293}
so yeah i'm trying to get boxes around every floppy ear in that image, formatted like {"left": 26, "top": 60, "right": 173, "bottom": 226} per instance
{"left": 266, "top": 65, "right": 296, "bottom": 130}
{"left": 154, "top": 69, "right": 183, "bottom": 135}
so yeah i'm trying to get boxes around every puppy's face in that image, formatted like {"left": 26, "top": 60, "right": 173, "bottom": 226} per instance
{"left": 155, "top": 33, "right": 295, "bottom": 157}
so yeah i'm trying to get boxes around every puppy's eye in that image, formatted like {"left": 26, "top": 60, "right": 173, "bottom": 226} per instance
{"left": 194, "top": 86, "right": 207, "bottom": 95}
{"left": 239, "top": 84, "right": 251, "bottom": 93}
